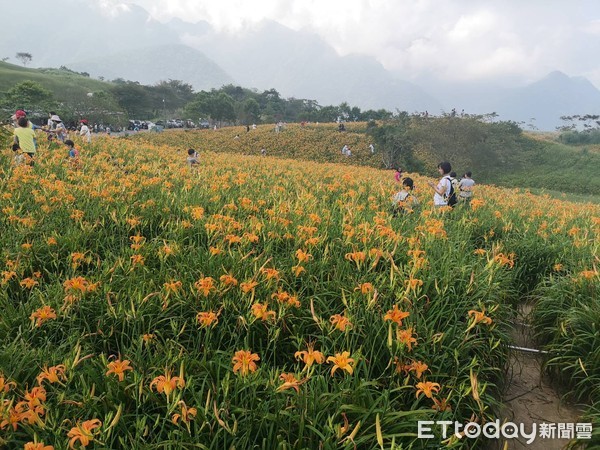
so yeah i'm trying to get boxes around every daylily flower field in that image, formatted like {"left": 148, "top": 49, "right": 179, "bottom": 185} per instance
{"left": 0, "top": 126, "right": 598, "bottom": 449}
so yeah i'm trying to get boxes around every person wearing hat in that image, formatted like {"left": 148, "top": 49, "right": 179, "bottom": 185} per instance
{"left": 79, "top": 119, "right": 91, "bottom": 143}
{"left": 13, "top": 116, "right": 37, "bottom": 165}
{"left": 51, "top": 114, "right": 67, "bottom": 142}
{"left": 11, "top": 110, "right": 41, "bottom": 130}
{"left": 47, "top": 111, "right": 57, "bottom": 130}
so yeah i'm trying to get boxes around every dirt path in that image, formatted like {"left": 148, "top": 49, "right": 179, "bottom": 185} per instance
{"left": 493, "top": 304, "right": 583, "bottom": 449}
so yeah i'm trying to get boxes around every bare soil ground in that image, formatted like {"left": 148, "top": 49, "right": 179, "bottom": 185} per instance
{"left": 492, "top": 304, "right": 583, "bottom": 449}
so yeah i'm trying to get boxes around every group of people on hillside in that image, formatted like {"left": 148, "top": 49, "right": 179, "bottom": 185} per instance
{"left": 392, "top": 162, "right": 475, "bottom": 215}
{"left": 10, "top": 109, "right": 89, "bottom": 167}
{"left": 10, "top": 109, "right": 476, "bottom": 213}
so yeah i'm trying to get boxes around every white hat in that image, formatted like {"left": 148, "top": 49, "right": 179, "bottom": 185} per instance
{"left": 51, "top": 115, "right": 62, "bottom": 122}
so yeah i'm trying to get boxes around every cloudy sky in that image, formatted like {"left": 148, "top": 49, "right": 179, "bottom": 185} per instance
{"left": 100, "top": 0, "right": 600, "bottom": 87}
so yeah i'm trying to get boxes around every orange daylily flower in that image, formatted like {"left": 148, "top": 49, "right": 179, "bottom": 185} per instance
{"left": 24, "top": 442, "right": 55, "bottom": 450}
{"left": 467, "top": 309, "right": 493, "bottom": 331}
{"left": 579, "top": 270, "right": 597, "bottom": 280}
{"left": 327, "top": 351, "right": 355, "bottom": 376}
{"left": 355, "top": 282, "right": 374, "bottom": 294}
{"left": 142, "top": 333, "right": 155, "bottom": 344}
{"left": 63, "top": 276, "right": 97, "bottom": 294}
{"left": 37, "top": 365, "right": 66, "bottom": 385}
{"left": 225, "top": 234, "right": 242, "bottom": 244}
{"left": 67, "top": 419, "right": 102, "bottom": 449}
{"left": 220, "top": 274, "right": 238, "bottom": 286}
{"left": 295, "top": 249, "right": 312, "bottom": 263}
{"left": 1, "top": 270, "right": 17, "bottom": 284}
{"left": 397, "top": 327, "right": 417, "bottom": 351}
{"left": 260, "top": 267, "right": 280, "bottom": 281}
{"left": 20, "top": 278, "right": 39, "bottom": 289}
{"left": 197, "top": 311, "right": 219, "bottom": 328}
{"left": 291, "top": 265, "right": 305, "bottom": 276}
{"left": 251, "top": 303, "right": 276, "bottom": 321}
{"left": 160, "top": 243, "right": 175, "bottom": 256}
{"left": 129, "top": 234, "right": 146, "bottom": 250}
{"left": 190, "top": 206, "right": 205, "bottom": 220}
{"left": 0, "top": 374, "right": 16, "bottom": 392}
{"left": 404, "top": 277, "right": 424, "bottom": 290}
{"left": 23, "top": 386, "right": 47, "bottom": 407}
{"left": 194, "top": 277, "right": 215, "bottom": 297}
{"left": 1, "top": 404, "right": 22, "bottom": 431}
{"left": 232, "top": 350, "right": 260, "bottom": 376}
{"left": 209, "top": 246, "right": 222, "bottom": 256}
{"left": 295, "top": 344, "right": 325, "bottom": 369}
{"left": 106, "top": 359, "right": 133, "bottom": 382}
{"left": 493, "top": 253, "right": 515, "bottom": 268}
{"left": 383, "top": 304, "right": 410, "bottom": 326}
{"left": 277, "top": 373, "right": 302, "bottom": 392}
{"left": 240, "top": 280, "right": 258, "bottom": 293}
{"left": 130, "top": 254, "right": 145, "bottom": 266}
{"left": 30, "top": 306, "right": 57, "bottom": 327}
{"left": 163, "top": 280, "right": 182, "bottom": 294}
{"left": 409, "top": 361, "right": 428, "bottom": 379}
{"left": 171, "top": 400, "right": 197, "bottom": 425}
{"left": 415, "top": 381, "right": 441, "bottom": 399}
{"left": 330, "top": 314, "right": 352, "bottom": 331}
{"left": 344, "top": 251, "right": 366, "bottom": 265}
{"left": 150, "top": 371, "right": 185, "bottom": 398}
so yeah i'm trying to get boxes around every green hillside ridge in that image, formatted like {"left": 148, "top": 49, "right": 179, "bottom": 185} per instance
{"left": 129, "top": 120, "right": 600, "bottom": 198}
{"left": 2, "top": 61, "right": 598, "bottom": 198}
{"left": 0, "top": 61, "right": 112, "bottom": 102}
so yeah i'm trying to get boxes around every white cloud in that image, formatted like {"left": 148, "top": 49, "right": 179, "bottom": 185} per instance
{"left": 128, "top": 0, "right": 600, "bottom": 86}
{"left": 93, "top": 0, "right": 131, "bottom": 18}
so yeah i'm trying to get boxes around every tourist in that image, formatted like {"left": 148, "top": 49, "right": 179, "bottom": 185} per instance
{"left": 428, "top": 161, "right": 454, "bottom": 208}
{"left": 391, "top": 177, "right": 419, "bottom": 216}
{"left": 187, "top": 148, "right": 199, "bottom": 167}
{"left": 393, "top": 167, "right": 403, "bottom": 183}
{"left": 459, "top": 171, "right": 475, "bottom": 203}
{"left": 79, "top": 120, "right": 91, "bottom": 143}
{"left": 51, "top": 115, "right": 67, "bottom": 142}
{"left": 13, "top": 117, "right": 37, "bottom": 165}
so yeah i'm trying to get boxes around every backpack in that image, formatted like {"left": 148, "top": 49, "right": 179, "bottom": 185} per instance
{"left": 444, "top": 177, "right": 458, "bottom": 207}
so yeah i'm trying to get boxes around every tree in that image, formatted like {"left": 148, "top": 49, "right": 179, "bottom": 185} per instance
{"left": 242, "top": 98, "right": 260, "bottom": 123}
{"left": 1, "top": 80, "right": 54, "bottom": 113}
{"left": 367, "top": 112, "right": 415, "bottom": 169}
{"left": 183, "top": 92, "right": 214, "bottom": 121}
{"left": 16, "top": 52, "right": 32, "bottom": 66}
{"left": 212, "top": 93, "right": 236, "bottom": 124}
{"left": 111, "top": 81, "right": 152, "bottom": 118}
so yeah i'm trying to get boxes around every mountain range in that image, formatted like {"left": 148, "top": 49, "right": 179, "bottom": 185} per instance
{"left": 2, "top": 0, "right": 600, "bottom": 130}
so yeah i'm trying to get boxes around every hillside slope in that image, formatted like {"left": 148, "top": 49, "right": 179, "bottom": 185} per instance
{"left": 129, "top": 121, "right": 600, "bottom": 197}
{"left": 0, "top": 61, "right": 112, "bottom": 99}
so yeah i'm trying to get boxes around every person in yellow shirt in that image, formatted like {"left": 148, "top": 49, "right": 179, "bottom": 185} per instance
{"left": 13, "top": 117, "right": 37, "bottom": 165}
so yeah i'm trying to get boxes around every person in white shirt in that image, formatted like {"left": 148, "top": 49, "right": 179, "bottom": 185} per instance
{"left": 187, "top": 148, "right": 199, "bottom": 167}
{"left": 459, "top": 171, "right": 475, "bottom": 203}
{"left": 428, "top": 161, "right": 453, "bottom": 207}
{"left": 79, "top": 120, "right": 91, "bottom": 143}
{"left": 47, "top": 111, "right": 57, "bottom": 131}
{"left": 51, "top": 115, "right": 67, "bottom": 142}
{"left": 391, "top": 177, "right": 419, "bottom": 216}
